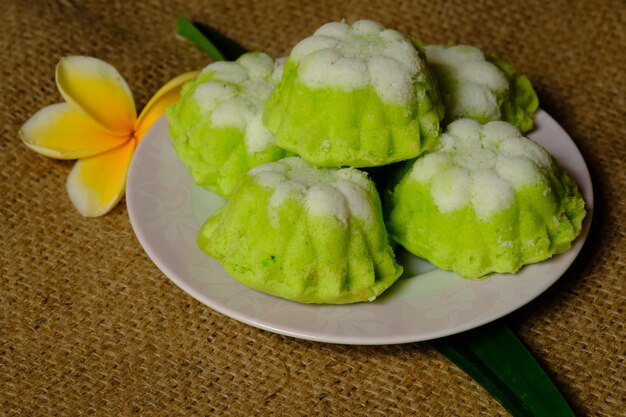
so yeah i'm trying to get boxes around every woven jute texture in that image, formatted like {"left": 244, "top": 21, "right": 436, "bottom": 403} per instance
{"left": 1, "top": 0, "right": 625, "bottom": 415}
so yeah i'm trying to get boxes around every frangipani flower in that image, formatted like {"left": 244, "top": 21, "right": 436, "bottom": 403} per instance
{"left": 20, "top": 56, "right": 199, "bottom": 217}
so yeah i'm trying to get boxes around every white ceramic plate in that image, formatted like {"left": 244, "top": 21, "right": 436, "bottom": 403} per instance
{"left": 126, "top": 110, "right": 593, "bottom": 345}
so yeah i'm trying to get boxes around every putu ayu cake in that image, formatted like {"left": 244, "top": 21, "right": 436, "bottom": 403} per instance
{"left": 425, "top": 44, "right": 538, "bottom": 132}
{"left": 167, "top": 52, "right": 288, "bottom": 197}
{"left": 198, "top": 157, "right": 403, "bottom": 304}
{"left": 264, "top": 19, "right": 443, "bottom": 167}
{"left": 385, "top": 119, "right": 586, "bottom": 278}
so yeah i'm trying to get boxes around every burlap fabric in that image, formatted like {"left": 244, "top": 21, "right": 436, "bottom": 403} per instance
{"left": 1, "top": 0, "right": 624, "bottom": 415}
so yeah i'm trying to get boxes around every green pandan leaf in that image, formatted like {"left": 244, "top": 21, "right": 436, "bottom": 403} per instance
{"left": 430, "top": 321, "right": 574, "bottom": 417}
{"left": 177, "top": 15, "right": 226, "bottom": 61}
{"left": 177, "top": 16, "right": 248, "bottom": 62}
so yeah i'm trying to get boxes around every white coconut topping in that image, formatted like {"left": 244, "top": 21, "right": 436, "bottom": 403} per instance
{"left": 237, "top": 52, "right": 274, "bottom": 78}
{"left": 495, "top": 154, "right": 543, "bottom": 188}
{"left": 426, "top": 44, "right": 484, "bottom": 66}
{"left": 193, "top": 52, "right": 277, "bottom": 154}
{"left": 442, "top": 118, "right": 483, "bottom": 149}
{"left": 454, "top": 82, "right": 501, "bottom": 121}
{"left": 481, "top": 121, "right": 520, "bottom": 148}
{"left": 351, "top": 19, "right": 384, "bottom": 34}
{"left": 410, "top": 119, "right": 553, "bottom": 219}
{"left": 333, "top": 179, "right": 374, "bottom": 221}
{"left": 194, "top": 82, "right": 237, "bottom": 113}
{"left": 425, "top": 44, "right": 509, "bottom": 120}
{"left": 200, "top": 61, "right": 247, "bottom": 83}
{"left": 289, "top": 19, "right": 421, "bottom": 104}
{"left": 500, "top": 136, "right": 552, "bottom": 168}
{"left": 456, "top": 61, "right": 508, "bottom": 91}
{"left": 253, "top": 171, "right": 286, "bottom": 189}
{"left": 368, "top": 55, "right": 415, "bottom": 104}
{"left": 430, "top": 166, "right": 471, "bottom": 213}
{"left": 315, "top": 22, "right": 349, "bottom": 38}
{"left": 469, "top": 169, "right": 514, "bottom": 220}
{"left": 250, "top": 157, "right": 375, "bottom": 226}
{"left": 210, "top": 98, "right": 251, "bottom": 129}
{"left": 269, "top": 181, "right": 307, "bottom": 211}
{"left": 299, "top": 49, "right": 369, "bottom": 91}
{"left": 410, "top": 153, "right": 451, "bottom": 183}
{"left": 291, "top": 36, "right": 339, "bottom": 60}
{"left": 245, "top": 113, "right": 275, "bottom": 154}
{"left": 306, "top": 185, "right": 350, "bottom": 224}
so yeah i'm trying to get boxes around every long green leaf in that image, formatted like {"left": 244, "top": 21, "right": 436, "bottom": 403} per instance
{"left": 177, "top": 15, "right": 226, "bottom": 61}
{"left": 430, "top": 321, "right": 574, "bottom": 416}
{"left": 177, "top": 16, "right": 248, "bottom": 62}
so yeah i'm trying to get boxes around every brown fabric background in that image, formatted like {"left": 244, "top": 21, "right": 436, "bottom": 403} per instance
{"left": 1, "top": 0, "right": 624, "bottom": 415}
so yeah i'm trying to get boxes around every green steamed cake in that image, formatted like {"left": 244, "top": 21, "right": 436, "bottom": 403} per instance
{"left": 167, "top": 52, "right": 289, "bottom": 197}
{"left": 198, "top": 157, "right": 403, "bottom": 304}
{"left": 264, "top": 19, "right": 444, "bottom": 168}
{"left": 425, "top": 44, "right": 539, "bottom": 132}
{"left": 385, "top": 119, "right": 586, "bottom": 279}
